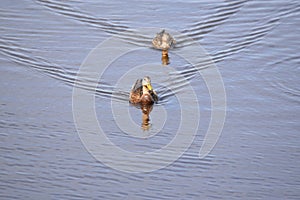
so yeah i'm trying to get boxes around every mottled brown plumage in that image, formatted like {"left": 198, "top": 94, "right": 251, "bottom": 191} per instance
{"left": 129, "top": 76, "right": 158, "bottom": 105}
{"left": 152, "top": 29, "right": 176, "bottom": 56}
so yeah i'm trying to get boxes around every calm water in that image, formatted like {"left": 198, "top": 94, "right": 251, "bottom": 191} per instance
{"left": 1, "top": 0, "right": 300, "bottom": 199}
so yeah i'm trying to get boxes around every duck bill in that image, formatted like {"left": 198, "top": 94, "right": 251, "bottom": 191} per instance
{"left": 147, "top": 84, "right": 153, "bottom": 91}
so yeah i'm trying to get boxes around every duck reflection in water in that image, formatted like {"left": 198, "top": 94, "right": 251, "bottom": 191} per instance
{"left": 161, "top": 54, "right": 169, "bottom": 65}
{"left": 141, "top": 103, "right": 153, "bottom": 131}
{"left": 152, "top": 29, "right": 175, "bottom": 65}
{"left": 129, "top": 76, "right": 158, "bottom": 130}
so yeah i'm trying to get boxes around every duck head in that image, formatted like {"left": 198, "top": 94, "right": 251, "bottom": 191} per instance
{"left": 142, "top": 76, "right": 153, "bottom": 92}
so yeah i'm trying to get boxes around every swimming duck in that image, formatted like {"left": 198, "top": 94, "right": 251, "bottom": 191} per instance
{"left": 152, "top": 29, "right": 176, "bottom": 56}
{"left": 129, "top": 76, "right": 158, "bottom": 105}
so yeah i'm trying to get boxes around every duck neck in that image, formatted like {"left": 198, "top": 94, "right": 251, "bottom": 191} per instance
{"left": 142, "top": 85, "right": 149, "bottom": 94}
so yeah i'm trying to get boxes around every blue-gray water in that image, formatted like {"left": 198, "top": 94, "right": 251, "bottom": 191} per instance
{"left": 1, "top": 0, "right": 300, "bottom": 199}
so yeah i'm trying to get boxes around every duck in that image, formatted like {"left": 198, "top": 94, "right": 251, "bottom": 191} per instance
{"left": 152, "top": 29, "right": 176, "bottom": 57}
{"left": 129, "top": 76, "right": 158, "bottom": 105}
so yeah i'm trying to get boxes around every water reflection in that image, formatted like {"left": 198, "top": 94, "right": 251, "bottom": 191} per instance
{"left": 140, "top": 103, "right": 153, "bottom": 131}
{"left": 161, "top": 54, "right": 170, "bottom": 65}
{"left": 128, "top": 103, "right": 154, "bottom": 131}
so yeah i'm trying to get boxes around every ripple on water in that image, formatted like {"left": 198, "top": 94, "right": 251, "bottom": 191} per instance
{"left": 261, "top": 55, "right": 300, "bottom": 101}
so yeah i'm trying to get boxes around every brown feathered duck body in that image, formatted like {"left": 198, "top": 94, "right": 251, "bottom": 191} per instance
{"left": 129, "top": 76, "right": 158, "bottom": 105}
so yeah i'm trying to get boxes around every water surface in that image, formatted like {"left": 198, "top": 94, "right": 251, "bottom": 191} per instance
{"left": 1, "top": 0, "right": 300, "bottom": 199}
